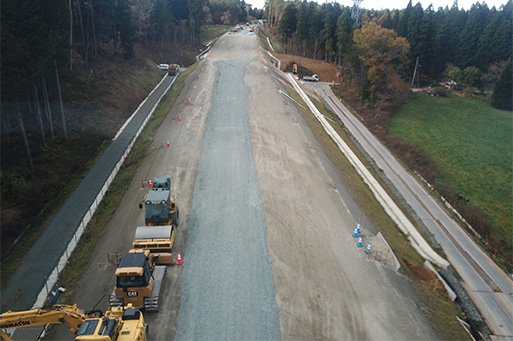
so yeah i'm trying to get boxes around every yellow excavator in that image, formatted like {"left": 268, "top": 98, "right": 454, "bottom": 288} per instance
{"left": 0, "top": 302, "right": 147, "bottom": 341}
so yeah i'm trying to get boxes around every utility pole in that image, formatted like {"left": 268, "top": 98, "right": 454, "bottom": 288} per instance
{"left": 411, "top": 57, "right": 420, "bottom": 87}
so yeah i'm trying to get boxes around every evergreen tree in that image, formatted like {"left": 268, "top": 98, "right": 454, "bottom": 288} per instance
{"left": 490, "top": 18, "right": 513, "bottom": 63}
{"left": 336, "top": 8, "right": 354, "bottom": 64}
{"left": 279, "top": 2, "right": 297, "bottom": 43}
{"left": 397, "top": 0, "right": 412, "bottom": 37}
{"left": 406, "top": 3, "right": 424, "bottom": 75}
{"left": 187, "top": 0, "right": 207, "bottom": 46}
{"left": 150, "top": 0, "right": 175, "bottom": 45}
{"left": 417, "top": 5, "right": 436, "bottom": 78}
{"left": 309, "top": 3, "right": 324, "bottom": 58}
{"left": 434, "top": 4, "right": 467, "bottom": 76}
{"left": 295, "top": 1, "right": 309, "bottom": 56}
{"left": 491, "top": 59, "right": 512, "bottom": 110}
{"left": 390, "top": 10, "right": 400, "bottom": 32}
{"left": 381, "top": 10, "right": 394, "bottom": 29}
{"left": 116, "top": 0, "right": 137, "bottom": 58}
{"left": 474, "top": 10, "right": 498, "bottom": 67}
{"left": 456, "top": 3, "right": 490, "bottom": 68}
{"left": 1, "top": 0, "right": 59, "bottom": 101}
{"left": 319, "top": 3, "right": 341, "bottom": 62}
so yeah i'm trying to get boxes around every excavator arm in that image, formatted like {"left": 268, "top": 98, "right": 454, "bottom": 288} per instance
{"left": 0, "top": 304, "right": 91, "bottom": 337}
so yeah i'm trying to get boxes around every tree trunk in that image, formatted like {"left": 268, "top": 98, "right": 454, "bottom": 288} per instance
{"left": 76, "top": 0, "right": 87, "bottom": 65}
{"left": 112, "top": 5, "right": 118, "bottom": 59}
{"left": 16, "top": 108, "right": 34, "bottom": 177}
{"left": 33, "top": 82, "right": 46, "bottom": 144}
{"left": 54, "top": 59, "right": 67, "bottom": 135}
{"left": 69, "top": 0, "right": 73, "bottom": 70}
{"left": 90, "top": 0, "right": 98, "bottom": 59}
{"left": 42, "top": 76, "right": 54, "bottom": 138}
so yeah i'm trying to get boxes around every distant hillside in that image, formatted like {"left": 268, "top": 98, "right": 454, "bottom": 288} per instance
{"left": 0, "top": 42, "right": 198, "bottom": 259}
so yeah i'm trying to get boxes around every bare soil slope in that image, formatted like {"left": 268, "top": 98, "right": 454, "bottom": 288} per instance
{"left": 272, "top": 52, "right": 339, "bottom": 82}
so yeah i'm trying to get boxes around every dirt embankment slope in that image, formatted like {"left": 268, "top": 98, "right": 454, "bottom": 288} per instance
{"left": 271, "top": 52, "right": 339, "bottom": 82}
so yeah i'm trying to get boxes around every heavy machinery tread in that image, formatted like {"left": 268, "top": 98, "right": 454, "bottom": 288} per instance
{"left": 144, "top": 266, "right": 166, "bottom": 312}
{"left": 109, "top": 292, "right": 123, "bottom": 307}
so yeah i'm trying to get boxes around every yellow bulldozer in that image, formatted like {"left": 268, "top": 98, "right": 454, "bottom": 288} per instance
{"left": 109, "top": 250, "right": 166, "bottom": 312}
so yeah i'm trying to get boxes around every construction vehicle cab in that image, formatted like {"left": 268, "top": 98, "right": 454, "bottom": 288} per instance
{"left": 75, "top": 305, "right": 146, "bottom": 341}
{"left": 139, "top": 176, "right": 179, "bottom": 227}
{"left": 111, "top": 250, "right": 166, "bottom": 312}
{"left": 151, "top": 176, "right": 170, "bottom": 190}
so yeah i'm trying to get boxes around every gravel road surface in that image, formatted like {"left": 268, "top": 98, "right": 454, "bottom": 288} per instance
{"left": 174, "top": 59, "right": 281, "bottom": 340}
{"left": 52, "top": 30, "right": 439, "bottom": 340}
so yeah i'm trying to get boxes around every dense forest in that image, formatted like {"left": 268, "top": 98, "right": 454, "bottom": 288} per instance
{"left": 0, "top": 0, "right": 261, "bottom": 168}
{"left": 0, "top": 0, "right": 262, "bottom": 259}
{"left": 1, "top": 0, "right": 511, "bottom": 263}
{"left": 1, "top": 0, "right": 262, "bottom": 114}
{"left": 266, "top": 0, "right": 512, "bottom": 108}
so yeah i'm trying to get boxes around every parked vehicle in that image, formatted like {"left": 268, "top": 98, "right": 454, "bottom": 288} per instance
{"left": 168, "top": 64, "right": 177, "bottom": 76}
{"left": 303, "top": 74, "right": 319, "bottom": 82}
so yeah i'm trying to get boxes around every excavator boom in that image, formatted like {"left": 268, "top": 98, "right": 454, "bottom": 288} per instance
{"left": 0, "top": 305, "right": 87, "bottom": 334}
{"left": 1, "top": 304, "right": 146, "bottom": 341}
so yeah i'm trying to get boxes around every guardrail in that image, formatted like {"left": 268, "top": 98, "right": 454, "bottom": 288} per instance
{"left": 32, "top": 74, "right": 178, "bottom": 308}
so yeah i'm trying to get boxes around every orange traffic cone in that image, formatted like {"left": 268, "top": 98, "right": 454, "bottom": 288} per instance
{"left": 188, "top": 98, "right": 191, "bottom": 103}
{"left": 176, "top": 252, "right": 182, "bottom": 265}
{"left": 178, "top": 115, "right": 181, "bottom": 121}
{"left": 149, "top": 179, "right": 153, "bottom": 188}
{"left": 167, "top": 140, "right": 170, "bottom": 147}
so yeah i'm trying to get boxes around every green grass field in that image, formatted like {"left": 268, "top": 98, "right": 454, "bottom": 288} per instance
{"left": 389, "top": 95, "right": 512, "bottom": 245}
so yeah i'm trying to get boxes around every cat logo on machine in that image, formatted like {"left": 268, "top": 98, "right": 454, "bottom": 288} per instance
{"left": 127, "top": 291, "right": 138, "bottom": 297}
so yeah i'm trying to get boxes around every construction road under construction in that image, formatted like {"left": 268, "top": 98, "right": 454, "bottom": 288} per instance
{"left": 51, "top": 30, "right": 442, "bottom": 340}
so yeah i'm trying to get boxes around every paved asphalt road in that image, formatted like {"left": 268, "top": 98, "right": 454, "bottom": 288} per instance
{"left": 305, "top": 82, "right": 513, "bottom": 340}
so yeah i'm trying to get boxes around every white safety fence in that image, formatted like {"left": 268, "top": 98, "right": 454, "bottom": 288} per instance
{"left": 32, "top": 74, "right": 178, "bottom": 308}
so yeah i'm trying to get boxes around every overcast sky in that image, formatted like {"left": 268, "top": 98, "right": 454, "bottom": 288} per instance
{"left": 248, "top": 0, "right": 509, "bottom": 11}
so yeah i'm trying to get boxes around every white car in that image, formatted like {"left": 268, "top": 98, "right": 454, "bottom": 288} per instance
{"left": 158, "top": 64, "right": 169, "bottom": 70}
